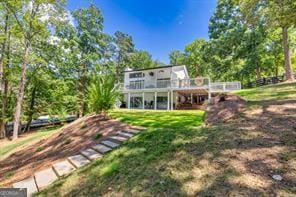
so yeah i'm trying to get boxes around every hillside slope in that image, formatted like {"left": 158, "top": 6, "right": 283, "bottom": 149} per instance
{"left": 37, "top": 83, "right": 295, "bottom": 196}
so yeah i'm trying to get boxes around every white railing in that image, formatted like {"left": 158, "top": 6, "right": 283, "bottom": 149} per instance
{"left": 119, "top": 79, "right": 241, "bottom": 92}
{"left": 209, "top": 82, "right": 241, "bottom": 92}
{"left": 121, "top": 77, "right": 210, "bottom": 90}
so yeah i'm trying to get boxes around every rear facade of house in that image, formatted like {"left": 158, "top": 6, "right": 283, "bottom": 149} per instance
{"left": 119, "top": 65, "right": 241, "bottom": 110}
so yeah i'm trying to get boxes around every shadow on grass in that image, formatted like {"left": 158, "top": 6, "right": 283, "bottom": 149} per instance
{"left": 36, "top": 120, "right": 296, "bottom": 196}
{"left": 36, "top": 98, "right": 296, "bottom": 196}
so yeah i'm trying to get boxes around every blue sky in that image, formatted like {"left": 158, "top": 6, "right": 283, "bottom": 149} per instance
{"left": 67, "top": 0, "right": 217, "bottom": 64}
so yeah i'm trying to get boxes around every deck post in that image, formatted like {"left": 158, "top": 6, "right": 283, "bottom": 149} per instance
{"left": 170, "top": 91, "right": 174, "bottom": 110}
{"left": 190, "top": 93, "right": 193, "bottom": 104}
{"left": 128, "top": 92, "right": 130, "bottom": 109}
{"left": 142, "top": 92, "right": 145, "bottom": 109}
{"left": 154, "top": 92, "right": 157, "bottom": 110}
{"left": 167, "top": 91, "right": 170, "bottom": 110}
{"left": 208, "top": 91, "right": 211, "bottom": 101}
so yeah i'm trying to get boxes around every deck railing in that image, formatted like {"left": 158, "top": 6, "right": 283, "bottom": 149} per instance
{"left": 209, "top": 82, "right": 241, "bottom": 92}
{"left": 119, "top": 78, "right": 241, "bottom": 92}
{"left": 121, "top": 77, "right": 210, "bottom": 90}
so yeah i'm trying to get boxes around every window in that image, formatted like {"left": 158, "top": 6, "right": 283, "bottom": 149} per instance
{"left": 157, "top": 78, "right": 171, "bottom": 88}
{"left": 129, "top": 72, "right": 143, "bottom": 78}
{"left": 129, "top": 80, "right": 144, "bottom": 89}
{"left": 130, "top": 96, "right": 143, "bottom": 108}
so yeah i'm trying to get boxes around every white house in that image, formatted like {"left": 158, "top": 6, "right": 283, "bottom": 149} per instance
{"left": 119, "top": 65, "right": 241, "bottom": 110}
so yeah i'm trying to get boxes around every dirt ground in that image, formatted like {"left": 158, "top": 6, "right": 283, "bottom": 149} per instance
{"left": 0, "top": 114, "right": 131, "bottom": 187}
{"left": 204, "top": 94, "right": 296, "bottom": 195}
{"left": 206, "top": 93, "right": 246, "bottom": 124}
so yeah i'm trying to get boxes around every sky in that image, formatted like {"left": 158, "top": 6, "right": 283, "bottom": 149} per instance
{"left": 67, "top": 0, "right": 217, "bottom": 64}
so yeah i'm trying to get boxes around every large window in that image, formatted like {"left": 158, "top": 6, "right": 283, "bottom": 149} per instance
{"left": 157, "top": 96, "right": 168, "bottom": 110}
{"left": 129, "top": 80, "right": 144, "bottom": 89}
{"left": 157, "top": 78, "right": 171, "bottom": 88}
{"left": 129, "top": 72, "right": 143, "bottom": 78}
{"left": 130, "top": 96, "right": 143, "bottom": 108}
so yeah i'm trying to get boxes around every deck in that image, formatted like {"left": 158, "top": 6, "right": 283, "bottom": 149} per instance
{"left": 120, "top": 77, "right": 241, "bottom": 93}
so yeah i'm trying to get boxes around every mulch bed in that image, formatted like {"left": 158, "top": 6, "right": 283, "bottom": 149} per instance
{"left": 0, "top": 114, "right": 131, "bottom": 187}
{"left": 205, "top": 93, "right": 246, "bottom": 125}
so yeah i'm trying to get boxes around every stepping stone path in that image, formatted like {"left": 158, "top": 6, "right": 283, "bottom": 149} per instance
{"left": 80, "top": 148, "right": 102, "bottom": 160}
{"left": 92, "top": 144, "right": 112, "bottom": 154}
{"left": 12, "top": 127, "right": 145, "bottom": 196}
{"left": 123, "top": 129, "right": 141, "bottom": 134}
{"left": 12, "top": 177, "right": 37, "bottom": 197}
{"left": 109, "top": 135, "right": 128, "bottom": 142}
{"left": 68, "top": 155, "right": 90, "bottom": 168}
{"left": 118, "top": 131, "right": 134, "bottom": 138}
{"left": 34, "top": 168, "right": 58, "bottom": 190}
{"left": 101, "top": 140, "right": 120, "bottom": 148}
{"left": 52, "top": 160, "right": 75, "bottom": 177}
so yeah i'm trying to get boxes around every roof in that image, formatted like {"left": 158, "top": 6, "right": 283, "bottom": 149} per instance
{"left": 123, "top": 65, "right": 184, "bottom": 73}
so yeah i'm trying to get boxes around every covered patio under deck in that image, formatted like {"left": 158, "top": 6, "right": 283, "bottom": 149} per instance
{"left": 175, "top": 89, "right": 210, "bottom": 110}
{"left": 122, "top": 88, "right": 211, "bottom": 110}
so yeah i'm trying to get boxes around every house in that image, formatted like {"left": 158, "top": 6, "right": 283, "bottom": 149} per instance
{"left": 119, "top": 65, "right": 241, "bottom": 110}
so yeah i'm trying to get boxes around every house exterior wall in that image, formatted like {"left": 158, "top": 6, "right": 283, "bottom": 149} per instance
{"left": 123, "top": 65, "right": 190, "bottom": 90}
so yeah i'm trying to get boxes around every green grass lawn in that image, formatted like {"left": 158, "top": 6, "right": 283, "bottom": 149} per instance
{"left": 36, "top": 110, "right": 208, "bottom": 196}
{"left": 35, "top": 83, "right": 296, "bottom": 196}
{"left": 109, "top": 109, "right": 205, "bottom": 130}
{"left": 235, "top": 82, "right": 296, "bottom": 103}
{"left": 0, "top": 126, "right": 61, "bottom": 159}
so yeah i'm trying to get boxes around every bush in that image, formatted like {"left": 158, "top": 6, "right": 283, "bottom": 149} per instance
{"left": 93, "top": 133, "right": 102, "bottom": 140}
{"left": 88, "top": 74, "right": 120, "bottom": 115}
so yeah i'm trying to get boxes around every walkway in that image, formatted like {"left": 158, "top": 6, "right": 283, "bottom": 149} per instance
{"left": 12, "top": 126, "right": 145, "bottom": 196}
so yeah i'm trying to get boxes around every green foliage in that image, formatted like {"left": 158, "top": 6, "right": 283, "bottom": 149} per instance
{"left": 127, "top": 50, "right": 154, "bottom": 69}
{"left": 170, "top": 0, "right": 295, "bottom": 83}
{"left": 93, "top": 133, "right": 102, "bottom": 140}
{"left": 36, "top": 146, "right": 44, "bottom": 152}
{"left": 88, "top": 74, "right": 120, "bottom": 114}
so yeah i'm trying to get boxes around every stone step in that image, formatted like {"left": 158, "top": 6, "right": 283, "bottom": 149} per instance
{"left": 80, "top": 148, "right": 103, "bottom": 160}
{"left": 130, "top": 126, "right": 146, "bottom": 130}
{"left": 92, "top": 144, "right": 112, "bottom": 154}
{"left": 52, "top": 160, "right": 75, "bottom": 177}
{"left": 101, "top": 140, "right": 120, "bottom": 148}
{"left": 68, "top": 154, "right": 90, "bottom": 168}
{"left": 34, "top": 168, "right": 58, "bottom": 190}
{"left": 109, "top": 135, "right": 128, "bottom": 142}
{"left": 13, "top": 177, "right": 38, "bottom": 197}
{"left": 118, "top": 131, "right": 133, "bottom": 138}
{"left": 123, "top": 129, "right": 141, "bottom": 134}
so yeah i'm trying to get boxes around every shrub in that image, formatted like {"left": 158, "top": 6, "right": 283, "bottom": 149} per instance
{"left": 36, "top": 146, "right": 44, "bottom": 152}
{"left": 93, "top": 133, "right": 102, "bottom": 140}
{"left": 87, "top": 74, "right": 120, "bottom": 116}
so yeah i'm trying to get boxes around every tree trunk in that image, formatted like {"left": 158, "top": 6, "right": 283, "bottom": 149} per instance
{"left": 282, "top": 27, "right": 294, "bottom": 81}
{"left": 78, "top": 63, "right": 87, "bottom": 117}
{"left": 256, "top": 66, "right": 261, "bottom": 80}
{"left": 25, "top": 85, "right": 36, "bottom": 132}
{"left": 0, "top": 14, "right": 9, "bottom": 139}
{"left": 12, "top": 40, "right": 30, "bottom": 140}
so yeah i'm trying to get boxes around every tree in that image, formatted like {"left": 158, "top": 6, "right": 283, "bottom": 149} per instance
{"left": 239, "top": 0, "right": 296, "bottom": 80}
{"left": 169, "top": 50, "right": 185, "bottom": 65}
{"left": 113, "top": 31, "right": 134, "bottom": 81}
{"left": 72, "top": 4, "right": 108, "bottom": 117}
{"left": 127, "top": 50, "right": 154, "bottom": 69}
{"left": 208, "top": 0, "right": 247, "bottom": 81}
{"left": 88, "top": 74, "right": 120, "bottom": 118}
{"left": 184, "top": 39, "right": 208, "bottom": 77}
{"left": 0, "top": 5, "right": 11, "bottom": 138}
{"left": 4, "top": 0, "right": 65, "bottom": 140}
